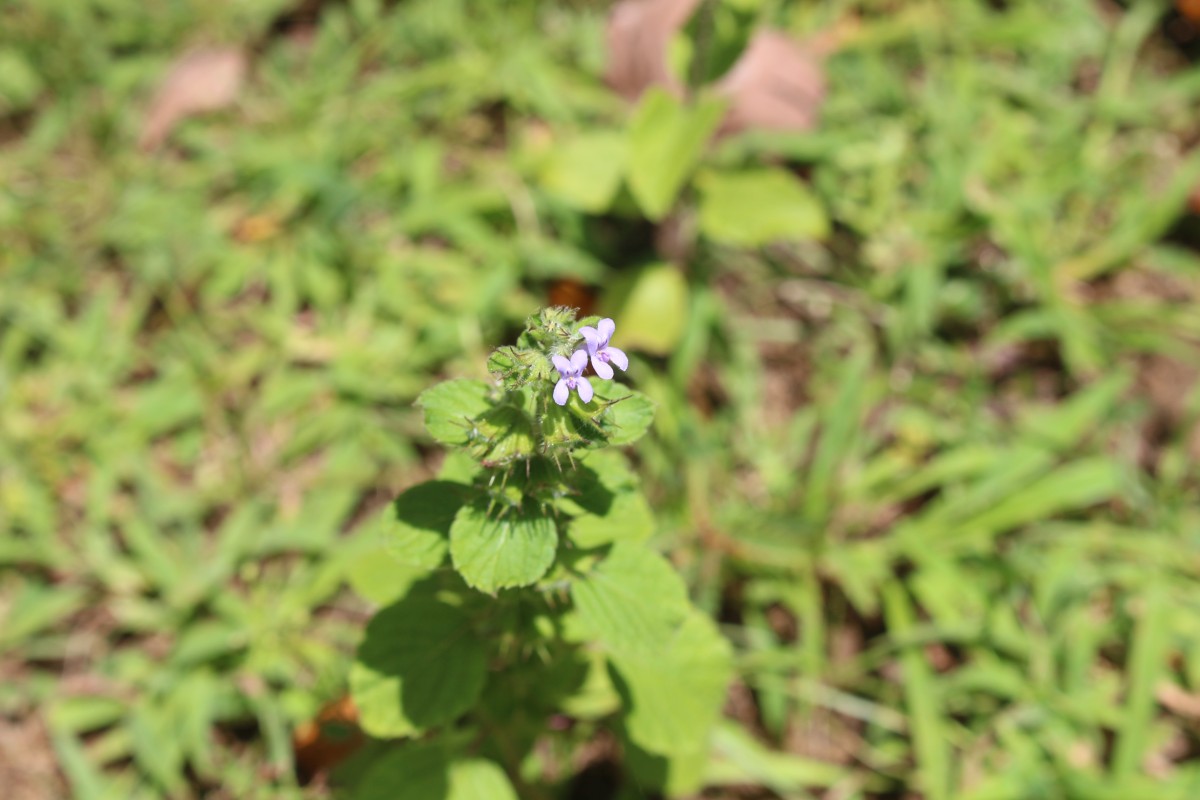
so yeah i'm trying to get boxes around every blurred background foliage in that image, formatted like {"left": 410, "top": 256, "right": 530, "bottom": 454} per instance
{"left": 3, "top": 0, "right": 1200, "bottom": 797}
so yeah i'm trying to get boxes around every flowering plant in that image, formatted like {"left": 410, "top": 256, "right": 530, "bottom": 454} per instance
{"left": 348, "top": 307, "right": 731, "bottom": 798}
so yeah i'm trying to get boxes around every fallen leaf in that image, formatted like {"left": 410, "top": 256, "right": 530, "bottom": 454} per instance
{"left": 1179, "top": 0, "right": 1200, "bottom": 23}
{"left": 139, "top": 47, "right": 247, "bottom": 151}
{"left": 713, "top": 30, "right": 825, "bottom": 136}
{"left": 604, "top": 0, "right": 701, "bottom": 101}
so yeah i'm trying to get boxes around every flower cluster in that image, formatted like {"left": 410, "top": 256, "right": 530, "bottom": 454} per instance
{"left": 551, "top": 318, "right": 628, "bottom": 406}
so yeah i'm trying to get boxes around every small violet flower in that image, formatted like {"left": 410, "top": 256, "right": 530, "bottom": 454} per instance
{"left": 552, "top": 350, "right": 593, "bottom": 406}
{"left": 578, "top": 318, "right": 628, "bottom": 380}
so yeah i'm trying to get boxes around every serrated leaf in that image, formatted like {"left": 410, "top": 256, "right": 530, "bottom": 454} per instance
{"left": 354, "top": 745, "right": 517, "bottom": 800}
{"left": 382, "top": 481, "right": 474, "bottom": 570}
{"left": 350, "top": 590, "right": 488, "bottom": 737}
{"left": 449, "top": 503, "right": 558, "bottom": 593}
{"left": 568, "top": 490, "right": 654, "bottom": 549}
{"left": 417, "top": 379, "right": 493, "bottom": 445}
{"left": 353, "top": 742, "right": 448, "bottom": 800}
{"left": 627, "top": 89, "right": 726, "bottom": 220}
{"left": 611, "top": 610, "right": 733, "bottom": 757}
{"left": 556, "top": 452, "right": 648, "bottom": 543}
{"left": 697, "top": 167, "right": 828, "bottom": 245}
{"left": 570, "top": 381, "right": 656, "bottom": 446}
{"left": 571, "top": 543, "right": 691, "bottom": 654}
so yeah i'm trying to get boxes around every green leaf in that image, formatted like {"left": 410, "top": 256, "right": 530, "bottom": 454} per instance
{"left": 538, "top": 132, "right": 627, "bottom": 213}
{"left": 347, "top": 547, "right": 433, "bottom": 607}
{"left": 1112, "top": 586, "right": 1173, "bottom": 780}
{"left": 354, "top": 745, "right": 517, "bottom": 800}
{"left": 557, "top": 452, "right": 653, "bottom": 547}
{"left": 697, "top": 168, "right": 829, "bottom": 245}
{"left": 571, "top": 543, "right": 691, "bottom": 654}
{"left": 571, "top": 381, "right": 656, "bottom": 447}
{"left": 382, "top": 481, "right": 474, "bottom": 570}
{"left": 471, "top": 404, "right": 537, "bottom": 465}
{"left": 449, "top": 503, "right": 558, "bottom": 593}
{"left": 350, "top": 589, "right": 488, "bottom": 737}
{"left": 609, "top": 263, "right": 689, "bottom": 357}
{"left": 446, "top": 759, "right": 519, "bottom": 800}
{"left": 624, "top": 739, "right": 709, "bottom": 797}
{"left": 569, "top": 490, "right": 654, "bottom": 549}
{"left": 883, "top": 581, "right": 950, "bottom": 800}
{"left": 611, "top": 610, "right": 733, "bottom": 757}
{"left": 417, "top": 379, "right": 494, "bottom": 446}
{"left": 354, "top": 742, "right": 449, "bottom": 800}
{"left": 627, "top": 89, "right": 726, "bottom": 220}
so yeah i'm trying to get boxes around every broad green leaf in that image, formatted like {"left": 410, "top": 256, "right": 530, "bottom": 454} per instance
{"left": 558, "top": 452, "right": 654, "bottom": 547}
{"left": 611, "top": 610, "right": 733, "bottom": 756}
{"left": 446, "top": 759, "right": 519, "bottom": 800}
{"left": 382, "top": 481, "right": 473, "bottom": 570}
{"left": 449, "top": 503, "right": 558, "bottom": 593}
{"left": 350, "top": 591, "right": 488, "bottom": 737}
{"left": 609, "top": 263, "right": 689, "bottom": 356}
{"left": 627, "top": 89, "right": 726, "bottom": 220}
{"left": 697, "top": 168, "right": 829, "bottom": 245}
{"left": 347, "top": 547, "right": 432, "bottom": 606}
{"left": 568, "top": 490, "right": 654, "bottom": 548}
{"left": 354, "top": 742, "right": 448, "bottom": 800}
{"left": 625, "top": 739, "right": 709, "bottom": 797}
{"left": 572, "top": 381, "right": 656, "bottom": 446}
{"left": 417, "top": 379, "right": 493, "bottom": 445}
{"left": 355, "top": 746, "right": 517, "bottom": 800}
{"left": 571, "top": 543, "right": 691, "bottom": 654}
{"left": 560, "top": 650, "right": 621, "bottom": 720}
{"left": 538, "top": 132, "right": 627, "bottom": 213}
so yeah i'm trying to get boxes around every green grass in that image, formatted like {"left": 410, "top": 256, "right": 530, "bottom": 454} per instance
{"left": 3, "top": 0, "right": 1200, "bottom": 797}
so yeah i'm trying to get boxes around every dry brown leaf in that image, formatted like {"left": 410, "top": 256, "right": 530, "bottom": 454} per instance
{"left": 714, "top": 30, "right": 825, "bottom": 136}
{"left": 604, "top": 0, "right": 701, "bottom": 101}
{"left": 604, "top": 0, "right": 827, "bottom": 136}
{"left": 139, "top": 47, "right": 247, "bottom": 151}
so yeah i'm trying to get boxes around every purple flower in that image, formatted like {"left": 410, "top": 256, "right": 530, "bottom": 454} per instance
{"left": 552, "top": 350, "right": 593, "bottom": 406}
{"left": 578, "top": 318, "right": 628, "bottom": 380}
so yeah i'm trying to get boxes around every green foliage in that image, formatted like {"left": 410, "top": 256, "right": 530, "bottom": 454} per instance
{"left": 6, "top": 0, "right": 1200, "bottom": 797}
{"left": 627, "top": 89, "right": 728, "bottom": 220}
{"left": 351, "top": 308, "right": 724, "bottom": 797}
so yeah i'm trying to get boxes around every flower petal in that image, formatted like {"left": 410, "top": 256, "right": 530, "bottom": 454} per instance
{"left": 551, "top": 354, "right": 572, "bottom": 375}
{"left": 605, "top": 346, "right": 629, "bottom": 372}
{"left": 597, "top": 317, "right": 616, "bottom": 342}
{"left": 577, "top": 376, "right": 594, "bottom": 404}
{"left": 591, "top": 355, "right": 614, "bottom": 380}
{"left": 569, "top": 349, "right": 589, "bottom": 373}
{"left": 578, "top": 326, "right": 601, "bottom": 351}
{"left": 553, "top": 379, "right": 570, "bottom": 406}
